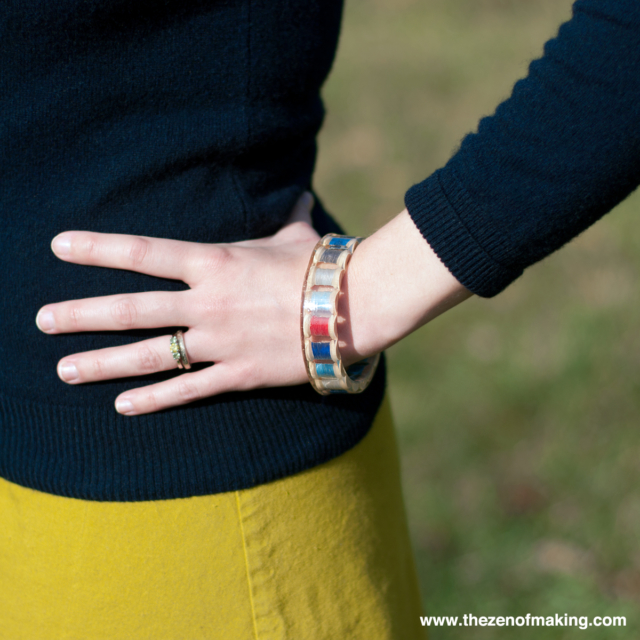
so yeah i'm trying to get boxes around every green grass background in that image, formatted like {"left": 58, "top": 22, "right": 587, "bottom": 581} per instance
{"left": 313, "top": 1, "right": 640, "bottom": 637}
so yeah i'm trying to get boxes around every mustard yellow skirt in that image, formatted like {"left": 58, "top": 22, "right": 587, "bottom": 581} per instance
{"left": 0, "top": 396, "right": 426, "bottom": 639}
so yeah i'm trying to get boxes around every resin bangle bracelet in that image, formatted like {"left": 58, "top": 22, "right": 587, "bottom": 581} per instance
{"left": 300, "top": 233, "right": 380, "bottom": 395}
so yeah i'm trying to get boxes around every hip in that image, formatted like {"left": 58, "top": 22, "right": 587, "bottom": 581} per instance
{"left": 0, "top": 395, "right": 426, "bottom": 640}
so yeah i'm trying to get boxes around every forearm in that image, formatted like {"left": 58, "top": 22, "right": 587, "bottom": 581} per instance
{"left": 405, "top": 0, "right": 640, "bottom": 298}
{"left": 338, "top": 0, "right": 640, "bottom": 364}
{"left": 339, "top": 209, "right": 472, "bottom": 366}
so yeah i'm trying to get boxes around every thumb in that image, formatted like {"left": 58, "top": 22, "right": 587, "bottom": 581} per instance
{"left": 285, "top": 191, "right": 314, "bottom": 226}
{"left": 272, "top": 191, "right": 319, "bottom": 243}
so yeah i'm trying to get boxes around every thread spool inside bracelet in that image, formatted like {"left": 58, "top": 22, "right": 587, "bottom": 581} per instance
{"left": 311, "top": 362, "right": 340, "bottom": 379}
{"left": 345, "top": 361, "right": 367, "bottom": 379}
{"left": 310, "top": 264, "right": 342, "bottom": 288}
{"left": 314, "top": 248, "right": 349, "bottom": 269}
{"left": 305, "top": 340, "right": 338, "bottom": 364}
{"left": 321, "top": 235, "right": 358, "bottom": 251}
{"left": 301, "top": 233, "right": 378, "bottom": 396}
{"left": 304, "top": 289, "right": 338, "bottom": 316}
{"left": 319, "top": 377, "right": 349, "bottom": 392}
{"left": 303, "top": 314, "right": 338, "bottom": 340}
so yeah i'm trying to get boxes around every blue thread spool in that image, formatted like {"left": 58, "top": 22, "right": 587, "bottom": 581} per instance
{"left": 311, "top": 341, "right": 332, "bottom": 361}
{"left": 315, "top": 363, "right": 336, "bottom": 378}
{"left": 346, "top": 361, "right": 367, "bottom": 378}
{"left": 322, "top": 236, "right": 362, "bottom": 253}
{"left": 326, "top": 236, "right": 353, "bottom": 248}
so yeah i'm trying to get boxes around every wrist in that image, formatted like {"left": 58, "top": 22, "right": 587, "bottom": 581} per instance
{"left": 300, "top": 233, "right": 380, "bottom": 394}
{"left": 338, "top": 208, "right": 472, "bottom": 366}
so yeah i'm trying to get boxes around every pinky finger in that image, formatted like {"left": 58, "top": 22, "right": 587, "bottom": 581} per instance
{"left": 114, "top": 363, "right": 237, "bottom": 416}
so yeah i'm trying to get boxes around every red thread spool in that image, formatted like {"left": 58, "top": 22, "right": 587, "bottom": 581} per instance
{"left": 310, "top": 316, "right": 330, "bottom": 337}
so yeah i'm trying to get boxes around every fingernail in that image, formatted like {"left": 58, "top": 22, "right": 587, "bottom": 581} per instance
{"left": 59, "top": 361, "right": 79, "bottom": 382}
{"left": 116, "top": 398, "right": 135, "bottom": 415}
{"left": 52, "top": 234, "right": 71, "bottom": 256}
{"left": 36, "top": 310, "right": 55, "bottom": 332}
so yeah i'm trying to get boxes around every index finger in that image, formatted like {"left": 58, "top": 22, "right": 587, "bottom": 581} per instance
{"left": 51, "top": 231, "right": 206, "bottom": 283}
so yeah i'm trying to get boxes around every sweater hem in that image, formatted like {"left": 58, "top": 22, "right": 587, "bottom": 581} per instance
{"left": 0, "top": 353, "right": 386, "bottom": 502}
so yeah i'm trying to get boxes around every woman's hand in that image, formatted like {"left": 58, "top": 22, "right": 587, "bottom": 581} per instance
{"left": 36, "top": 188, "right": 471, "bottom": 417}
{"left": 36, "top": 192, "right": 321, "bottom": 416}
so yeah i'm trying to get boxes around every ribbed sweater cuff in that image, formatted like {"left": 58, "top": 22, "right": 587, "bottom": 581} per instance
{"left": 404, "top": 168, "right": 522, "bottom": 298}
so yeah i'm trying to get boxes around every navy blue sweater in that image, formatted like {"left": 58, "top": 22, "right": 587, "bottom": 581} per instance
{"left": 406, "top": 0, "right": 640, "bottom": 296}
{"left": 1, "top": 0, "right": 638, "bottom": 501}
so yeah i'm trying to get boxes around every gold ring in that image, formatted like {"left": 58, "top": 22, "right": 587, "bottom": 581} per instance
{"left": 170, "top": 330, "right": 191, "bottom": 370}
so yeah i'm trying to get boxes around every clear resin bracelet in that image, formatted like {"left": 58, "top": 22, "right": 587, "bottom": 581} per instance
{"left": 300, "top": 233, "right": 380, "bottom": 395}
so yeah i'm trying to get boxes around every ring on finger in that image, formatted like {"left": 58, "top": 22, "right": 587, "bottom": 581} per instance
{"left": 170, "top": 330, "right": 191, "bottom": 370}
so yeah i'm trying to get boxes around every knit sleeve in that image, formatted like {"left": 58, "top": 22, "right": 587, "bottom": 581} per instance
{"left": 404, "top": 0, "right": 640, "bottom": 297}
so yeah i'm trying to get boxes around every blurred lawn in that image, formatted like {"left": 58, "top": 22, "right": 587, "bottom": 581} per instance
{"left": 314, "top": 0, "right": 640, "bottom": 637}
